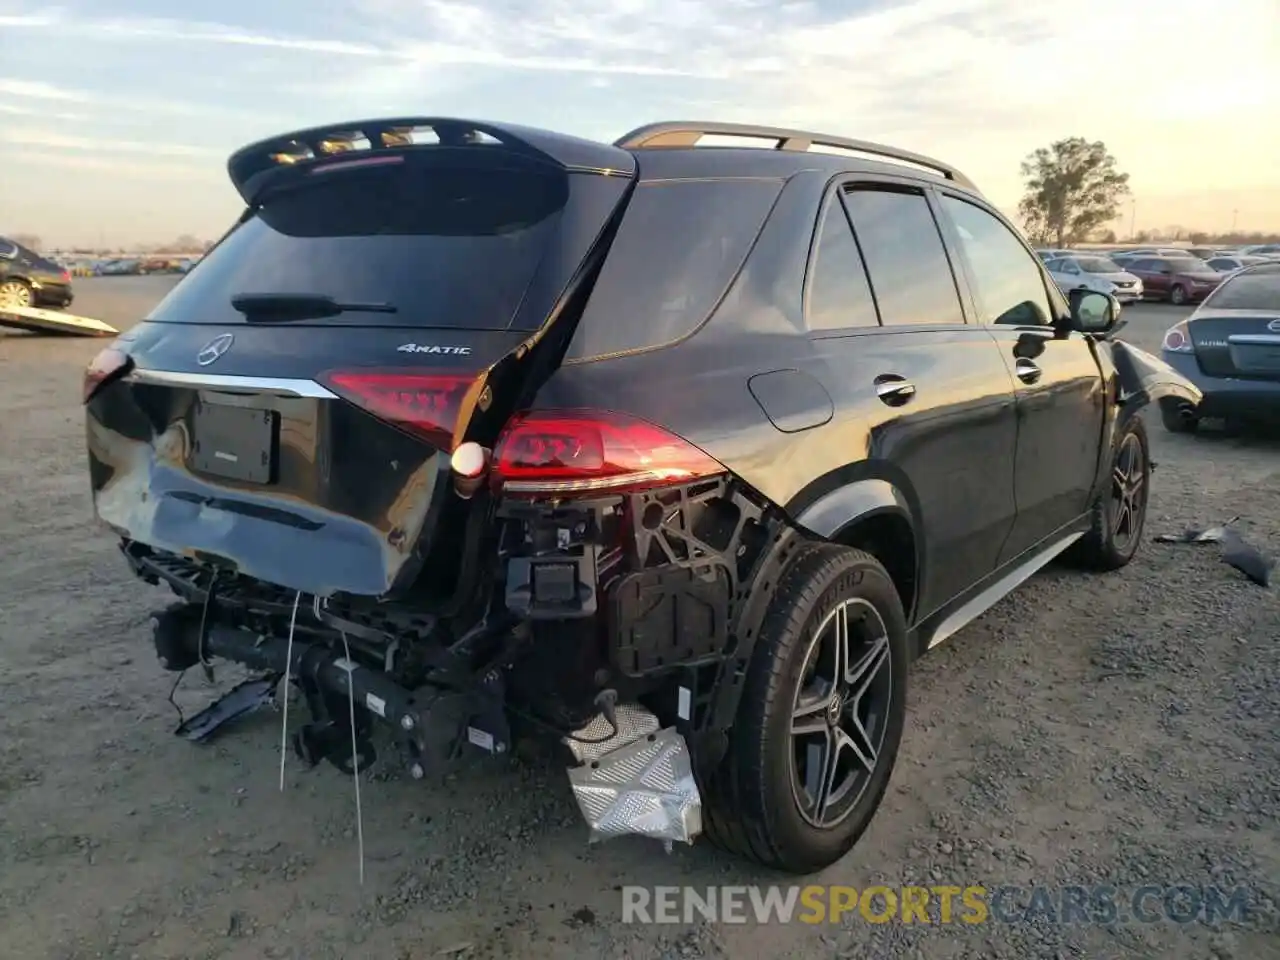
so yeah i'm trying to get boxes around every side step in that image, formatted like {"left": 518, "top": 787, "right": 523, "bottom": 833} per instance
{"left": 564, "top": 704, "right": 703, "bottom": 847}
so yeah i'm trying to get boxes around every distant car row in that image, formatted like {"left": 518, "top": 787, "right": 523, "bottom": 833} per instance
{"left": 59, "top": 256, "right": 200, "bottom": 278}
{"left": 1035, "top": 244, "right": 1280, "bottom": 306}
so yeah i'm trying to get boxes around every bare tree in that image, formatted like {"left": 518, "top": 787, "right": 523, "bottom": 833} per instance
{"left": 1018, "top": 137, "right": 1131, "bottom": 248}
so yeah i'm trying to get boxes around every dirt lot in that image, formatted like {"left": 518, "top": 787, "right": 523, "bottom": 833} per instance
{"left": 1, "top": 278, "right": 1277, "bottom": 960}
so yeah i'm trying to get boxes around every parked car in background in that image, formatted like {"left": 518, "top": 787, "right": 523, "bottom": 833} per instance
{"left": 1205, "top": 255, "right": 1270, "bottom": 275}
{"left": 1035, "top": 248, "right": 1073, "bottom": 261}
{"left": 0, "top": 235, "right": 74, "bottom": 309}
{"left": 1043, "top": 254, "right": 1144, "bottom": 303}
{"left": 1186, "top": 247, "right": 1232, "bottom": 260}
{"left": 1241, "top": 244, "right": 1280, "bottom": 258}
{"left": 1125, "top": 255, "right": 1225, "bottom": 305}
{"left": 1159, "top": 261, "right": 1280, "bottom": 432}
{"left": 99, "top": 259, "right": 141, "bottom": 276}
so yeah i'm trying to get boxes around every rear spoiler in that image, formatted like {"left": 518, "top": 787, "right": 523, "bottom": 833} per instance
{"left": 227, "top": 117, "right": 636, "bottom": 206}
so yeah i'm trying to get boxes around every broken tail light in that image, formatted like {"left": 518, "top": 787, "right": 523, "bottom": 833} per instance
{"left": 321, "top": 371, "right": 479, "bottom": 450}
{"left": 83, "top": 347, "right": 133, "bottom": 403}
{"left": 491, "top": 409, "right": 725, "bottom": 498}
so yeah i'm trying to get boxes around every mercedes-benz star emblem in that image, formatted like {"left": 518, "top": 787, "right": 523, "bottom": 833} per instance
{"left": 197, "top": 333, "right": 234, "bottom": 366}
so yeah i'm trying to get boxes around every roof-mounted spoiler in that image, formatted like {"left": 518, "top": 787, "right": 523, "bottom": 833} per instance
{"left": 227, "top": 117, "right": 636, "bottom": 206}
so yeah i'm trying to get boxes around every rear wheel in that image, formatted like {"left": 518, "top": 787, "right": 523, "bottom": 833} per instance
{"left": 1068, "top": 416, "right": 1150, "bottom": 571}
{"left": 701, "top": 544, "right": 909, "bottom": 874}
{"left": 1169, "top": 284, "right": 1187, "bottom": 306}
{"left": 0, "top": 279, "right": 33, "bottom": 309}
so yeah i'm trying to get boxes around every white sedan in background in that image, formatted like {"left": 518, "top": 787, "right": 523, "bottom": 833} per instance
{"left": 1043, "top": 254, "right": 1145, "bottom": 303}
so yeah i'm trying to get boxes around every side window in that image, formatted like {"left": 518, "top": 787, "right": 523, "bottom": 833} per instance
{"left": 1061, "top": 259, "right": 1080, "bottom": 273}
{"left": 840, "top": 187, "right": 963, "bottom": 326}
{"left": 940, "top": 195, "right": 1053, "bottom": 326}
{"left": 807, "top": 196, "right": 879, "bottom": 332}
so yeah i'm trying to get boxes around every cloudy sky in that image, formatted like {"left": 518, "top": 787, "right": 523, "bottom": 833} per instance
{"left": 1, "top": 0, "right": 1277, "bottom": 248}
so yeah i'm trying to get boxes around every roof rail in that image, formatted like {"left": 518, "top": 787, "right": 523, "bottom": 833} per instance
{"left": 614, "top": 121, "right": 976, "bottom": 191}
{"left": 227, "top": 116, "right": 635, "bottom": 205}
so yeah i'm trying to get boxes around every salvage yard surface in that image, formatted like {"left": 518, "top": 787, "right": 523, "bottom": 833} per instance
{"left": 1, "top": 278, "right": 1277, "bottom": 960}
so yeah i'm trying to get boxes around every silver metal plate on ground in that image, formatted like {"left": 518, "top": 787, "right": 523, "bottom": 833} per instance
{"left": 567, "top": 726, "right": 703, "bottom": 846}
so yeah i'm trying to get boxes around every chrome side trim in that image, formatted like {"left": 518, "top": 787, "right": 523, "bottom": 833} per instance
{"left": 927, "top": 531, "right": 1085, "bottom": 650}
{"left": 126, "top": 369, "right": 338, "bottom": 399}
{"left": 1226, "top": 334, "right": 1280, "bottom": 346}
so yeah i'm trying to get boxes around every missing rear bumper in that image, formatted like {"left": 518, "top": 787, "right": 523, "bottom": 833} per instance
{"left": 565, "top": 708, "right": 703, "bottom": 847}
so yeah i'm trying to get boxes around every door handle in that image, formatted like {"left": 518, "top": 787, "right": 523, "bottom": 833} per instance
{"left": 874, "top": 374, "right": 916, "bottom": 406}
{"left": 1014, "top": 358, "right": 1042, "bottom": 384}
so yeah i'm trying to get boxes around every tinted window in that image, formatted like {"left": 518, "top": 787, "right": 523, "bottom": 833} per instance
{"left": 566, "top": 178, "right": 782, "bottom": 359}
{"left": 841, "top": 188, "right": 962, "bottom": 326}
{"left": 941, "top": 195, "right": 1052, "bottom": 326}
{"left": 149, "top": 157, "right": 578, "bottom": 329}
{"left": 807, "top": 197, "right": 879, "bottom": 332}
{"left": 1202, "top": 267, "right": 1280, "bottom": 310}
{"left": 1044, "top": 259, "right": 1065, "bottom": 272}
{"left": 1130, "top": 259, "right": 1160, "bottom": 272}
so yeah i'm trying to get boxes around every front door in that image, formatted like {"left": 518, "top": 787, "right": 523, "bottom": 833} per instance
{"left": 933, "top": 192, "right": 1106, "bottom": 563}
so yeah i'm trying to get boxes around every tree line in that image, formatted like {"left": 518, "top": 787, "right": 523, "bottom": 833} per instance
{"left": 1017, "top": 136, "right": 1278, "bottom": 247}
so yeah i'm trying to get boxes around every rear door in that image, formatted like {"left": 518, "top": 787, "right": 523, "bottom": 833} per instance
{"left": 934, "top": 191, "right": 1105, "bottom": 563}
{"left": 1130, "top": 258, "right": 1171, "bottom": 297}
{"left": 87, "top": 132, "right": 634, "bottom": 600}
{"left": 817, "top": 180, "right": 1019, "bottom": 616}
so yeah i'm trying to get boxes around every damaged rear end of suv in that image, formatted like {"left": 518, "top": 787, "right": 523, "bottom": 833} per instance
{"left": 85, "top": 117, "right": 810, "bottom": 864}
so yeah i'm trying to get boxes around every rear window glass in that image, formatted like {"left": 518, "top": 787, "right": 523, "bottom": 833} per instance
{"left": 564, "top": 178, "right": 782, "bottom": 360}
{"left": 1203, "top": 268, "right": 1280, "bottom": 310}
{"left": 147, "top": 158, "right": 570, "bottom": 329}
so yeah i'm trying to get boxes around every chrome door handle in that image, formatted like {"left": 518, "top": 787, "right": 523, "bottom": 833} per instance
{"left": 874, "top": 375, "right": 916, "bottom": 406}
{"left": 1014, "top": 359, "right": 1042, "bottom": 384}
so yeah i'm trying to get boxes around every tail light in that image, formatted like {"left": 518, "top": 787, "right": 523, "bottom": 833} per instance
{"left": 491, "top": 409, "right": 725, "bottom": 498}
{"left": 320, "top": 370, "right": 478, "bottom": 450}
{"left": 60, "top": 269, "right": 71, "bottom": 283}
{"left": 1162, "top": 320, "right": 1193, "bottom": 353}
{"left": 83, "top": 347, "right": 133, "bottom": 403}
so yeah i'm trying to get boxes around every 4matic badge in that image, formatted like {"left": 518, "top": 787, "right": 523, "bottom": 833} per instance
{"left": 397, "top": 343, "right": 472, "bottom": 356}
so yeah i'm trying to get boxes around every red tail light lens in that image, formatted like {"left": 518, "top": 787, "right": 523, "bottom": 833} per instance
{"left": 60, "top": 269, "right": 71, "bottom": 283}
{"left": 321, "top": 371, "right": 477, "bottom": 450}
{"left": 1162, "top": 320, "right": 1193, "bottom": 353}
{"left": 83, "top": 347, "right": 132, "bottom": 403}
{"left": 492, "top": 409, "right": 725, "bottom": 497}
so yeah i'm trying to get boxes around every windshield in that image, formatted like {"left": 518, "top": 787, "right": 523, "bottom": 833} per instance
{"left": 1165, "top": 257, "right": 1211, "bottom": 273}
{"left": 1078, "top": 257, "right": 1120, "bottom": 273}
{"left": 1203, "top": 269, "right": 1280, "bottom": 310}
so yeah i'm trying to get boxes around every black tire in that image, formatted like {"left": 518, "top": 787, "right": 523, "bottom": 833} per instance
{"left": 700, "top": 543, "right": 910, "bottom": 874}
{"left": 1160, "top": 403, "right": 1198, "bottom": 434}
{"left": 1169, "top": 284, "right": 1187, "bottom": 306}
{"left": 1068, "top": 416, "right": 1150, "bottom": 571}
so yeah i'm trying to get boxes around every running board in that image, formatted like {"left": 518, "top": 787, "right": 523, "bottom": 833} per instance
{"left": 927, "top": 531, "right": 1084, "bottom": 650}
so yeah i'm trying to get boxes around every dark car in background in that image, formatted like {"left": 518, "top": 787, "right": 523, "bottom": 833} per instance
{"left": 0, "top": 236, "right": 74, "bottom": 310}
{"left": 1159, "top": 261, "right": 1280, "bottom": 432}
{"left": 1124, "top": 255, "right": 1224, "bottom": 305}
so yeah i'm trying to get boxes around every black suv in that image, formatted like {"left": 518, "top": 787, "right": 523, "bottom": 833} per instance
{"left": 1, "top": 236, "right": 74, "bottom": 309}
{"left": 83, "top": 118, "right": 1200, "bottom": 874}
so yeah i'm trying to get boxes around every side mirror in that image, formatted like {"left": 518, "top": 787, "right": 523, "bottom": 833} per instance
{"left": 1067, "top": 289, "right": 1119, "bottom": 335}
{"left": 0, "top": 247, "right": 16, "bottom": 261}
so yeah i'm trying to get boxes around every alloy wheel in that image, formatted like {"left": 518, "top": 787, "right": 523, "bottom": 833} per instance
{"left": 789, "top": 597, "right": 893, "bottom": 829}
{"left": 0, "top": 281, "right": 32, "bottom": 309}
{"left": 1110, "top": 432, "right": 1146, "bottom": 550}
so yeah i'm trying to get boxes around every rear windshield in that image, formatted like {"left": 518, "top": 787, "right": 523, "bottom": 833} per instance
{"left": 1203, "top": 268, "right": 1280, "bottom": 310}
{"left": 148, "top": 155, "right": 571, "bottom": 329}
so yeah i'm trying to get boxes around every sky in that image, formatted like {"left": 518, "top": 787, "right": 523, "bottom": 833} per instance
{"left": 1, "top": 0, "right": 1278, "bottom": 248}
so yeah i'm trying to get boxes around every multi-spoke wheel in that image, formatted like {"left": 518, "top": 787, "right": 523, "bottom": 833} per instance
{"left": 1068, "top": 416, "right": 1151, "bottom": 571}
{"left": 700, "top": 544, "right": 909, "bottom": 874}
{"left": 789, "top": 598, "right": 892, "bottom": 829}
{"left": 0, "top": 279, "right": 33, "bottom": 310}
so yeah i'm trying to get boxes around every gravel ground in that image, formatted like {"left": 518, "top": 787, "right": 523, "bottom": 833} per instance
{"left": 1, "top": 279, "right": 1277, "bottom": 960}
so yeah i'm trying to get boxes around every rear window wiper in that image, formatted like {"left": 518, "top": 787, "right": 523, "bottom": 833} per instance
{"left": 230, "top": 293, "right": 398, "bottom": 321}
